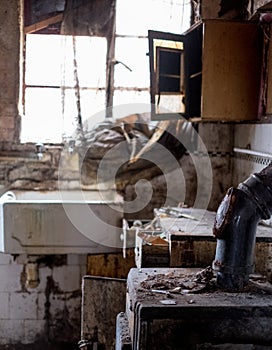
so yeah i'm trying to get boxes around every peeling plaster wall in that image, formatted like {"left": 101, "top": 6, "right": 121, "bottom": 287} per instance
{"left": 0, "top": 145, "right": 86, "bottom": 347}
{"left": 0, "top": 143, "right": 81, "bottom": 192}
{"left": 0, "top": 253, "right": 86, "bottom": 348}
{"left": 0, "top": 4, "right": 85, "bottom": 345}
{"left": 0, "top": 1, "right": 88, "bottom": 348}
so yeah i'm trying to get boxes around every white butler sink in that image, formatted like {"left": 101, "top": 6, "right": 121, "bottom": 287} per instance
{"left": 0, "top": 190, "right": 123, "bottom": 254}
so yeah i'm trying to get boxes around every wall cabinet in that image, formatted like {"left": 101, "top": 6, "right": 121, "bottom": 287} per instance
{"left": 149, "top": 20, "right": 262, "bottom": 121}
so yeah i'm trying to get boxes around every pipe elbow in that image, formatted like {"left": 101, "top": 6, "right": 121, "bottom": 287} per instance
{"left": 213, "top": 172, "right": 272, "bottom": 292}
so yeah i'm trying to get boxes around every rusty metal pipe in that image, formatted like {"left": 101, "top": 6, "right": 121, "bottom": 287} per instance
{"left": 213, "top": 164, "right": 272, "bottom": 291}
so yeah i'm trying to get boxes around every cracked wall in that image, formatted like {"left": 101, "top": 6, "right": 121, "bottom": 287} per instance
{"left": 0, "top": 253, "right": 86, "bottom": 348}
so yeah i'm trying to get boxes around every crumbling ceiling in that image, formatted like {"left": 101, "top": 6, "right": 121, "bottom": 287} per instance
{"left": 24, "top": 0, "right": 115, "bottom": 36}
{"left": 24, "top": 0, "right": 272, "bottom": 36}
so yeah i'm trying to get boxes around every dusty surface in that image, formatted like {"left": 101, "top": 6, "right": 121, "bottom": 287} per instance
{"left": 139, "top": 266, "right": 214, "bottom": 294}
{"left": 126, "top": 268, "right": 272, "bottom": 349}
{"left": 127, "top": 268, "right": 272, "bottom": 307}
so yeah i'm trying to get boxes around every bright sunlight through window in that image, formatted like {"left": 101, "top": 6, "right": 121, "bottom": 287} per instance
{"left": 21, "top": 0, "right": 191, "bottom": 143}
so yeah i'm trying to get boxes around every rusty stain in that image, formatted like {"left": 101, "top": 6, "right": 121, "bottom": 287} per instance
{"left": 213, "top": 187, "right": 238, "bottom": 238}
{"left": 20, "top": 265, "right": 28, "bottom": 292}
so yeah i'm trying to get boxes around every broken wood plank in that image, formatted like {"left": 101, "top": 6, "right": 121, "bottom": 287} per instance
{"left": 24, "top": 13, "right": 63, "bottom": 34}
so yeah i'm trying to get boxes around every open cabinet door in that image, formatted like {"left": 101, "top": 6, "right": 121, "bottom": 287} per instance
{"left": 148, "top": 30, "right": 185, "bottom": 120}
{"left": 149, "top": 20, "right": 261, "bottom": 122}
{"left": 201, "top": 20, "right": 261, "bottom": 121}
{"left": 183, "top": 22, "right": 203, "bottom": 120}
{"left": 148, "top": 25, "right": 203, "bottom": 120}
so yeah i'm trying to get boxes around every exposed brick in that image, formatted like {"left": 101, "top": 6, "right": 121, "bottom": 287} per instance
{"left": 8, "top": 165, "right": 47, "bottom": 182}
{"left": 0, "top": 117, "right": 15, "bottom": 129}
{"left": 0, "top": 128, "right": 15, "bottom": 142}
{"left": 0, "top": 100, "right": 17, "bottom": 117}
{"left": 0, "top": 77, "right": 18, "bottom": 99}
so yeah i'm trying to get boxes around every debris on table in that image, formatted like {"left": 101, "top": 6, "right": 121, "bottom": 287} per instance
{"left": 140, "top": 266, "right": 215, "bottom": 294}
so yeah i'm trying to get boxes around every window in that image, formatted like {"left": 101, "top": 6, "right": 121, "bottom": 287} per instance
{"left": 113, "top": 0, "right": 190, "bottom": 117}
{"left": 21, "top": 34, "right": 107, "bottom": 142}
{"left": 21, "top": 0, "right": 191, "bottom": 143}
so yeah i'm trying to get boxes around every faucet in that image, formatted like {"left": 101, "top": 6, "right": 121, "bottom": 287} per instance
{"left": 68, "top": 139, "right": 76, "bottom": 154}
{"left": 62, "top": 135, "right": 76, "bottom": 154}
{"left": 35, "top": 142, "right": 44, "bottom": 160}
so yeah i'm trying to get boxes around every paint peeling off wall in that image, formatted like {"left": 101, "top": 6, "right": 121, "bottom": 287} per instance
{"left": 0, "top": 253, "right": 86, "bottom": 347}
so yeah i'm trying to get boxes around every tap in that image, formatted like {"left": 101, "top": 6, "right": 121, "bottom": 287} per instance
{"left": 68, "top": 139, "right": 76, "bottom": 154}
{"left": 62, "top": 135, "right": 76, "bottom": 154}
{"left": 35, "top": 142, "right": 44, "bottom": 160}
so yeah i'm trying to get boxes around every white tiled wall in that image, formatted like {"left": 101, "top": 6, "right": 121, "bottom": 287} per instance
{"left": 0, "top": 252, "right": 86, "bottom": 345}
{"left": 233, "top": 124, "right": 272, "bottom": 186}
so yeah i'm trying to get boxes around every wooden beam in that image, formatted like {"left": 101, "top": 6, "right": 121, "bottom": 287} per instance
{"left": 24, "top": 13, "right": 63, "bottom": 34}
